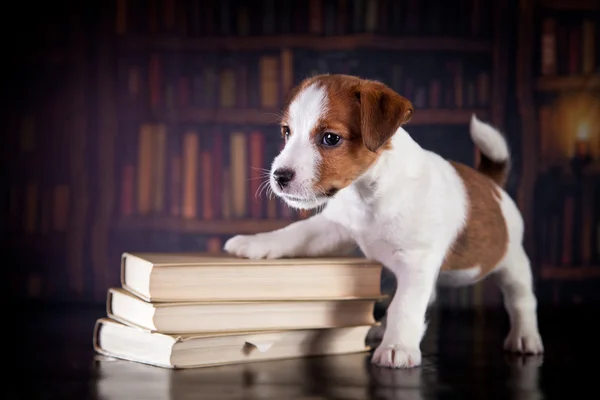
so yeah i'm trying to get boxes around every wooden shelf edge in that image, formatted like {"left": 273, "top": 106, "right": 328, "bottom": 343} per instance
{"left": 537, "top": 160, "right": 600, "bottom": 175}
{"left": 120, "top": 108, "right": 489, "bottom": 126}
{"left": 4, "top": 233, "right": 67, "bottom": 252}
{"left": 539, "top": 266, "right": 600, "bottom": 280}
{"left": 409, "top": 109, "right": 489, "bottom": 125}
{"left": 536, "top": 75, "right": 600, "bottom": 92}
{"left": 117, "top": 34, "right": 492, "bottom": 53}
{"left": 539, "top": 0, "right": 599, "bottom": 10}
{"left": 114, "top": 217, "right": 296, "bottom": 235}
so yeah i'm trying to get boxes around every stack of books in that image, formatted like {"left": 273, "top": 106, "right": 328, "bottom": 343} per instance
{"left": 93, "top": 252, "right": 384, "bottom": 369}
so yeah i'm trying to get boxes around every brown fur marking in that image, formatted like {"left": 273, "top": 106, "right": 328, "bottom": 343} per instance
{"left": 477, "top": 154, "right": 510, "bottom": 187}
{"left": 441, "top": 162, "right": 508, "bottom": 278}
{"left": 281, "top": 74, "right": 413, "bottom": 195}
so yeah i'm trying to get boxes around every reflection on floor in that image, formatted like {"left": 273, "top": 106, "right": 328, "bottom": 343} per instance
{"left": 8, "top": 303, "right": 598, "bottom": 399}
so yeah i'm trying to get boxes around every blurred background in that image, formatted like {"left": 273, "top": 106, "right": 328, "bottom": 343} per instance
{"left": 2, "top": 0, "right": 599, "bottom": 309}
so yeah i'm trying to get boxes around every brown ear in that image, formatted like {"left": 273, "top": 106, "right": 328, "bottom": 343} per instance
{"left": 357, "top": 81, "right": 414, "bottom": 152}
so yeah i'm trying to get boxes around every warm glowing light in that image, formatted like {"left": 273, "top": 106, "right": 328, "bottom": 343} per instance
{"left": 551, "top": 93, "right": 600, "bottom": 159}
{"left": 577, "top": 122, "right": 590, "bottom": 141}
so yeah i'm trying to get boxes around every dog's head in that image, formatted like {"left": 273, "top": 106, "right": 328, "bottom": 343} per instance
{"left": 270, "top": 74, "right": 414, "bottom": 210}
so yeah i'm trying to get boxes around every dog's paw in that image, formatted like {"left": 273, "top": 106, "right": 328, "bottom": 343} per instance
{"left": 223, "top": 234, "right": 284, "bottom": 260}
{"left": 371, "top": 342, "right": 422, "bottom": 369}
{"left": 503, "top": 329, "right": 544, "bottom": 354}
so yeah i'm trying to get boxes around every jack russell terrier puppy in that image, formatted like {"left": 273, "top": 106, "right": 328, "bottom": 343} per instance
{"left": 224, "top": 74, "right": 544, "bottom": 368}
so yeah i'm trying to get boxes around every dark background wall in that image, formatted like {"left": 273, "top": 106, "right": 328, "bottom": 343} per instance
{"left": 3, "top": 0, "right": 599, "bottom": 308}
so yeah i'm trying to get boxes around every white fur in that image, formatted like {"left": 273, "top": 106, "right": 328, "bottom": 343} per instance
{"left": 437, "top": 266, "right": 482, "bottom": 287}
{"left": 270, "top": 83, "right": 329, "bottom": 210}
{"left": 470, "top": 114, "right": 509, "bottom": 162}
{"left": 224, "top": 90, "right": 543, "bottom": 368}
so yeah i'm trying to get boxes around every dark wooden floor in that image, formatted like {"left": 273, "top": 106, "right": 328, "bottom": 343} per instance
{"left": 7, "top": 303, "right": 599, "bottom": 399}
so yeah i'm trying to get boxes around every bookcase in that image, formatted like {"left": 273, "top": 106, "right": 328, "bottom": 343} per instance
{"left": 5, "top": 0, "right": 512, "bottom": 304}
{"left": 516, "top": 0, "right": 600, "bottom": 304}
{"left": 3, "top": 6, "right": 91, "bottom": 301}
{"left": 84, "top": 0, "right": 512, "bottom": 306}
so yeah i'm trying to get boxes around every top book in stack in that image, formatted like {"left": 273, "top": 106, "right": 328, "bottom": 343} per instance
{"left": 120, "top": 252, "right": 383, "bottom": 302}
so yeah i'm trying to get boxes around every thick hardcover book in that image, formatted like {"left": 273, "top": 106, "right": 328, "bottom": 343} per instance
{"left": 93, "top": 318, "right": 373, "bottom": 369}
{"left": 120, "top": 252, "right": 383, "bottom": 302}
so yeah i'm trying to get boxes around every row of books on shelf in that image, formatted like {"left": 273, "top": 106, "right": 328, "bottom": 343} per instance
{"left": 93, "top": 252, "right": 383, "bottom": 368}
{"left": 534, "top": 170, "right": 600, "bottom": 267}
{"left": 116, "top": 0, "right": 492, "bottom": 39}
{"left": 119, "top": 119, "right": 489, "bottom": 224}
{"left": 540, "top": 16, "right": 597, "bottom": 77}
{"left": 118, "top": 49, "right": 492, "bottom": 114}
{"left": 119, "top": 123, "right": 305, "bottom": 221}
{"left": 6, "top": 183, "right": 69, "bottom": 235}
{"left": 119, "top": 51, "right": 290, "bottom": 111}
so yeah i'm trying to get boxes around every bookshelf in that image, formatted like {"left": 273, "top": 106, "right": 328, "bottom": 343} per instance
{"left": 114, "top": 217, "right": 293, "bottom": 235}
{"left": 121, "top": 108, "right": 490, "bottom": 126}
{"left": 6, "top": 0, "right": 501, "bottom": 305}
{"left": 2, "top": 0, "right": 515, "bottom": 304}
{"left": 118, "top": 34, "right": 493, "bottom": 53}
{"left": 516, "top": 0, "right": 600, "bottom": 292}
{"left": 536, "top": 75, "right": 600, "bottom": 91}
{"left": 82, "top": 0, "right": 513, "bottom": 307}
{"left": 541, "top": 266, "right": 600, "bottom": 280}
{"left": 3, "top": 7, "right": 91, "bottom": 301}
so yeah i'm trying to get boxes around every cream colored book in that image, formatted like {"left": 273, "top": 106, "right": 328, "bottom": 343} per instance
{"left": 107, "top": 288, "right": 378, "bottom": 334}
{"left": 93, "top": 318, "right": 373, "bottom": 369}
{"left": 120, "top": 252, "right": 383, "bottom": 302}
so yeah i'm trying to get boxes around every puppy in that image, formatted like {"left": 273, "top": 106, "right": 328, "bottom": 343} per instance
{"left": 224, "top": 74, "right": 544, "bottom": 368}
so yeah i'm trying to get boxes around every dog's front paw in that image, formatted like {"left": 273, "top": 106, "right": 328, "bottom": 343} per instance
{"left": 223, "top": 234, "right": 284, "bottom": 260}
{"left": 503, "top": 329, "right": 544, "bottom": 354}
{"left": 371, "top": 341, "right": 422, "bottom": 369}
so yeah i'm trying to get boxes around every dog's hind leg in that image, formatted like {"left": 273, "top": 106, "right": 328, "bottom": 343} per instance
{"left": 494, "top": 244, "right": 544, "bottom": 354}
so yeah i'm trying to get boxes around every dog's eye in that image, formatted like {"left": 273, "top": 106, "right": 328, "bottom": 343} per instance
{"left": 281, "top": 126, "right": 291, "bottom": 140}
{"left": 321, "top": 133, "right": 342, "bottom": 147}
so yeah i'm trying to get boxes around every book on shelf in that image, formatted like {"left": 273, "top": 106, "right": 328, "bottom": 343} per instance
{"left": 107, "top": 287, "right": 378, "bottom": 334}
{"left": 93, "top": 318, "right": 373, "bottom": 369}
{"left": 115, "top": 0, "right": 491, "bottom": 39}
{"left": 539, "top": 15, "right": 596, "bottom": 77}
{"left": 534, "top": 165, "right": 600, "bottom": 269}
{"left": 120, "top": 252, "right": 383, "bottom": 302}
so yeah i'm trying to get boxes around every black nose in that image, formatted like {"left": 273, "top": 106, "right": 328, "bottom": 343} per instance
{"left": 273, "top": 168, "right": 295, "bottom": 189}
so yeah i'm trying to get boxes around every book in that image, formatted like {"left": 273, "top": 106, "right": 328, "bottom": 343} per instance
{"left": 120, "top": 252, "right": 383, "bottom": 302}
{"left": 93, "top": 318, "right": 373, "bottom": 369}
{"left": 107, "top": 288, "right": 378, "bottom": 334}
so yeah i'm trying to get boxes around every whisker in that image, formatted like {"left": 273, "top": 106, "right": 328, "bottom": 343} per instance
{"left": 255, "top": 179, "right": 271, "bottom": 199}
{"left": 248, "top": 167, "right": 272, "bottom": 178}
{"left": 249, "top": 167, "right": 271, "bottom": 173}
{"left": 258, "top": 111, "right": 285, "bottom": 125}
{"left": 266, "top": 185, "right": 275, "bottom": 200}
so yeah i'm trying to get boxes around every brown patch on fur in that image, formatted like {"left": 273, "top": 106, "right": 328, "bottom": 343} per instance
{"left": 477, "top": 154, "right": 510, "bottom": 187}
{"left": 357, "top": 79, "right": 413, "bottom": 152}
{"left": 280, "top": 74, "right": 413, "bottom": 195}
{"left": 441, "top": 162, "right": 508, "bottom": 278}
